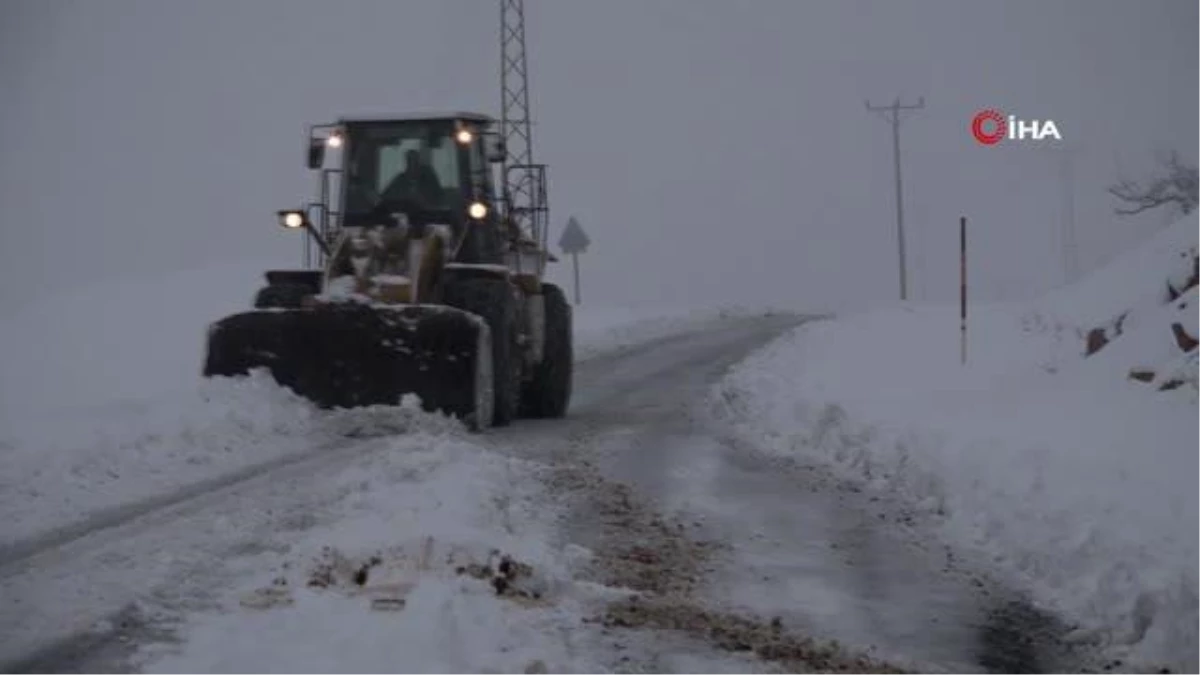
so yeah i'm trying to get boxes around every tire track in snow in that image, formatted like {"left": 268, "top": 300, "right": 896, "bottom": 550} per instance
{"left": 0, "top": 436, "right": 359, "bottom": 576}
{"left": 0, "top": 434, "right": 400, "bottom": 671}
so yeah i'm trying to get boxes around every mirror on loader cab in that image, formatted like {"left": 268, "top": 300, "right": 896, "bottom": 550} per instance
{"left": 306, "top": 130, "right": 343, "bottom": 169}
{"left": 307, "top": 140, "right": 324, "bottom": 169}
{"left": 486, "top": 135, "right": 506, "bottom": 163}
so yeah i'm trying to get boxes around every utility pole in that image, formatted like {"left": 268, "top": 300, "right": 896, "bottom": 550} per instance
{"left": 960, "top": 216, "right": 968, "bottom": 365}
{"left": 866, "top": 96, "right": 925, "bottom": 301}
{"left": 1033, "top": 142, "right": 1080, "bottom": 286}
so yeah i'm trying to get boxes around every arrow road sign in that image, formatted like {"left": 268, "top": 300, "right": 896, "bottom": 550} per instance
{"left": 557, "top": 217, "right": 589, "bottom": 305}
{"left": 558, "top": 216, "right": 590, "bottom": 254}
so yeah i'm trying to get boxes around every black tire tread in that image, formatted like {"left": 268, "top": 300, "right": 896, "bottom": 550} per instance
{"left": 521, "top": 283, "right": 572, "bottom": 418}
{"left": 444, "top": 278, "right": 522, "bottom": 426}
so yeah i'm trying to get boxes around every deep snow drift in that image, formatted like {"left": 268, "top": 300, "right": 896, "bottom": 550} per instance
{"left": 712, "top": 215, "right": 1199, "bottom": 671}
{"left": 0, "top": 261, "right": 736, "bottom": 546}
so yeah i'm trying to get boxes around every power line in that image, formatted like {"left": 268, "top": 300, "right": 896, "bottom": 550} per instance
{"left": 866, "top": 96, "right": 925, "bottom": 301}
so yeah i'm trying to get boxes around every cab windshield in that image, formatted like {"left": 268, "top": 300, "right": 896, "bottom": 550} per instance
{"left": 342, "top": 122, "right": 463, "bottom": 226}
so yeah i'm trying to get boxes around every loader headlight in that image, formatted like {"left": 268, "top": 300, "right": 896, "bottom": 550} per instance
{"left": 455, "top": 128, "right": 474, "bottom": 145}
{"left": 468, "top": 201, "right": 488, "bottom": 220}
{"left": 326, "top": 132, "right": 344, "bottom": 148}
{"left": 278, "top": 210, "right": 306, "bottom": 229}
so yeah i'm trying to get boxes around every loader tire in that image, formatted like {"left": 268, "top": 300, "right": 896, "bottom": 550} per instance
{"left": 521, "top": 283, "right": 572, "bottom": 418}
{"left": 463, "top": 322, "right": 495, "bottom": 432}
{"left": 444, "top": 278, "right": 522, "bottom": 426}
{"left": 254, "top": 283, "right": 311, "bottom": 309}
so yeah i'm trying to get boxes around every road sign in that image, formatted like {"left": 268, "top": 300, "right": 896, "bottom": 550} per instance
{"left": 559, "top": 216, "right": 590, "bottom": 254}
{"left": 557, "top": 217, "right": 589, "bottom": 305}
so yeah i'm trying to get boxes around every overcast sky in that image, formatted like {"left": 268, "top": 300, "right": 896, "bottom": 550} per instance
{"left": 1, "top": 0, "right": 1195, "bottom": 314}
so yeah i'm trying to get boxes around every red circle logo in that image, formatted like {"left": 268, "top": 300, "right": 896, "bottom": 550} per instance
{"left": 971, "top": 109, "right": 1006, "bottom": 145}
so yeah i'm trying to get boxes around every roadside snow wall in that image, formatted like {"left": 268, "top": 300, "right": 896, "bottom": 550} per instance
{"left": 712, "top": 215, "right": 1199, "bottom": 672}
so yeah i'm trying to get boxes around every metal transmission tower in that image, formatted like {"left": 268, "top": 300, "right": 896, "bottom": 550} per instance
{"left": 866, "top": 96, "right": 925, "bottom": 301}
{"left": 499, "top": 0, "right": 550, "bottom": 274}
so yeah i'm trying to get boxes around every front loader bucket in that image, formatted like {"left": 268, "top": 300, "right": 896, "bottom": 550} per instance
{"left": 203, "top": 303, "right": 493, "bottom": 429}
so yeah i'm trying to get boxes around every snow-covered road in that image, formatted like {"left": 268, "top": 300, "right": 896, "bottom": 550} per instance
{"left": 2, "top": 314, "right": 1080, "bottom": 673}
{"left": 490, "top": 316, "right": 1079, "bottom": 673}
{"left": 0, "top": 315, "right": 789, "bottom": 672}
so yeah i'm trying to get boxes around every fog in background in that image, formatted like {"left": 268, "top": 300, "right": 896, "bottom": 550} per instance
{"left": 1, "top": 0, "right": 1195, "bottom": 315}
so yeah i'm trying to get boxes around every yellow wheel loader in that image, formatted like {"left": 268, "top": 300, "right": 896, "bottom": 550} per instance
{"left": 203, "top": 113, "right": 572, "bottom": 430}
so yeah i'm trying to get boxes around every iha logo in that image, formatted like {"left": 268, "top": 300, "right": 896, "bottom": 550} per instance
{"left": 971, "top": 109, "right": 1062, "bottom": 145}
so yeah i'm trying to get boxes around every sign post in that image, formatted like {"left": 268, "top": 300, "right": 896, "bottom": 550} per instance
{"left": 558, "top": 216, "right": 590, "bottom": 306}
{"left": 960, "top": 216, "right": 968, "bottom": 365}
{"left": 572, "top": 253, "right": 581, "bottom": 306}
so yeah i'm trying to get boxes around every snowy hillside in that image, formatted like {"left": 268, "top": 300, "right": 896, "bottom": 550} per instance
{"left": 1026, "top": 215, "right": 1199, "bottom": 393}
{"left": 712, "top": 215, "right": 1199, "bottom": 672}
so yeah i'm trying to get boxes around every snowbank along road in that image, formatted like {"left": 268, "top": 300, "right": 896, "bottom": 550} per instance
{"left": 1, "top": 313, "right": 1083, "bottom": 673}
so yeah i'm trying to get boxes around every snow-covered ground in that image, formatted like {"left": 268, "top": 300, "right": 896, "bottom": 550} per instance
{"left": 712, "top": 216, "right": 1199, "bottom": 672}
{"left": 0, "top": 264, "right": 764, "bottom": 671}
{"left": 129, "top": 407, "right": 619, "bottom": 673}
{"left": 0, "top": 263, "right": 735, "bottom": 547}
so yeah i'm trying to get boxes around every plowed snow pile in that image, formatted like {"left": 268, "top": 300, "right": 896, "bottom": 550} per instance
{"left": 130, "top": 418, "right": 612, "bottom": 673}
{"left": 713, "top": 216, "right": 1198, "bottom": 672}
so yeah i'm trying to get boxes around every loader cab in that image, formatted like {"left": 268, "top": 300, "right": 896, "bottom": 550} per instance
{"left": 303, "top": 112, "right": 506, "bottom": 265}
